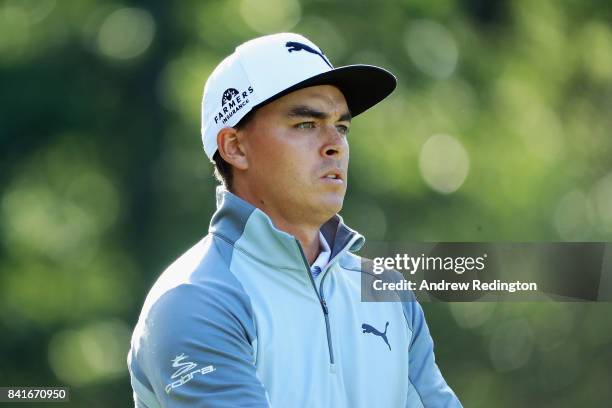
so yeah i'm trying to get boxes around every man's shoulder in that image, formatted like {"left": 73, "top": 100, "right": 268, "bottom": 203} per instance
{"left": 128, "top": 236, "right": 260, "bottom": 403}
{"left": 137, "top": 233, "right": 250, "bottom": 325}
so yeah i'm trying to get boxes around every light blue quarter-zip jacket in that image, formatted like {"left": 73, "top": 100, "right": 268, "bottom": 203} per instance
{"left": 128, "top": 189, "right": 462, "bottom": 407}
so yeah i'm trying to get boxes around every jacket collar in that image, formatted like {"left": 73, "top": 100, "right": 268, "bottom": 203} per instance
{"left": 209, "top": 187, "right": 365, "bottom": 271}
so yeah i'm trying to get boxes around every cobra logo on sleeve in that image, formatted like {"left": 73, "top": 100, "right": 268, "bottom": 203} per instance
{"left": 164, "top": 353, "right": 216, "bottom": 394}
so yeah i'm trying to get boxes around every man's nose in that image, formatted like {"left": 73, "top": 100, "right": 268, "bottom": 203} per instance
{"left": 320, "top": 125, "right": 347, "bottom": 157}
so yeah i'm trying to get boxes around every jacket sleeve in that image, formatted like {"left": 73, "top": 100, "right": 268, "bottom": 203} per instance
{"left": 136, "top": 282, "right": 271, "bottom": 408}
{"left": 403, "top": 300, "right": 463, "bottom": 408}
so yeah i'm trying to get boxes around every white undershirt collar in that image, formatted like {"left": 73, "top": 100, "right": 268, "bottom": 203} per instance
{"left": 310, "top": 231, "right": 331, "bottom": 278}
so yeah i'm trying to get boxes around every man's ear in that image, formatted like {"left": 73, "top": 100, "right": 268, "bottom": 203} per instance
{"left": 217, "top": 127, "right": 248, "bottom": 170}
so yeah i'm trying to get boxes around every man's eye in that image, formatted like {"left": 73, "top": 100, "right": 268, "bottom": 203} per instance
{"left": 336, "top": 125, "right": 350, "bottom": 135}
{"left": 296, "top": 122, "right": 315, "bottom": 129}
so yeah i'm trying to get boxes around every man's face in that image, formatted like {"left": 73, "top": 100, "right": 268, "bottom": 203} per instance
{"left": 238, "top": 85, "right": 351, "bottom": 226}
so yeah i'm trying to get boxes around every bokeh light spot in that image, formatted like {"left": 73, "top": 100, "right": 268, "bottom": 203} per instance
{"left": 0, "top": 3, "right": 30, "bottom": 62}
{"left": 430, "top": 79, "right": 478, "bottom": 131}
{"left": 48, "top": 320, "right": 131, "bottom": 386}
{"left": 157, "top": 50, "right": 216, "bottom": 121}
{"left": 240, "top": 0, "right": 301, "bottom": 34}
{"left": 296, "top": 17, "right": 347, "bottom": 62}
{"left": 419, "top": 134, "right": 470, "bottom": 194}
{"left": 7, "top": 0, "right": 56, "bottom": 23}
{"left": 579, "top": 21, "right": 612, "bottom": 83}
{"left": 343, "top": 200, "right": 387, "bottom": 240}
{"left": 97, "top": 7, "right": 155, "bottom": 60}
{"left": 449, "top": 302, "right": 496, "bottom": 329}
{"left": 1, "top": 155, "right": 120, "bottom": 261}
{"left": 489, "top": 318, "right": 534, "bottom": 372}
{"left": 589, "top": 172, "right": 612, "bottom": 234}
{"left": 553, "top": 190, "right": 594, "bottom": 241}
{"left": 404, "top": 20, "right": 458, "bottom": 79}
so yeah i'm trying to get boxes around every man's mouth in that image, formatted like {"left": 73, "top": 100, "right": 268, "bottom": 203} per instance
{"left": 321, "top": 170, "right": 344, "bottom": 183}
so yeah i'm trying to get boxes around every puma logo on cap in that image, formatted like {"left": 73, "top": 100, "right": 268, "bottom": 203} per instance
{"left": 285, "top": 41, "right": 333, "bottom": 69}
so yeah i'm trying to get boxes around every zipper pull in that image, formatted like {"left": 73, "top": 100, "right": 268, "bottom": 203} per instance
{"left": 321, "top": 299, "right": 329, "bottom": 315}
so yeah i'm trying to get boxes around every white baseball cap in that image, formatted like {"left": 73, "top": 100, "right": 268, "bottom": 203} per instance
{"left": 201, "top": 32, "right": 397, "bottom": 160}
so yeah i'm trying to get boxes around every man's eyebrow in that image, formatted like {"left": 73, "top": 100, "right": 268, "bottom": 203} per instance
{"left": 286, "top": 105, "right": 352, "bottom": 122}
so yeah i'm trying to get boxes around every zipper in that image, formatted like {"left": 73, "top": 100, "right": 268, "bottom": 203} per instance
{"left": 295, "top": 239, "right": 335, "bottom": 365}
{"left": 320, "top": 298, "right": 334, "bottom": 365}
{"left": 294, "top": 234, "right": 359, "bottom": 366}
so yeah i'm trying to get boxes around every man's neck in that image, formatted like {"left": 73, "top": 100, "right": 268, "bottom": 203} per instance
{"left": 272, "top": 218, "right": 321, "bottom": 265}
{"left": 229, "top": 183, "right": 323, "bottom": 265}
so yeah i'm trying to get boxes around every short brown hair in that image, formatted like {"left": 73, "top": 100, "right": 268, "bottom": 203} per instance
{"left": 212, "top": 109, "right": 256, "bottom": 190}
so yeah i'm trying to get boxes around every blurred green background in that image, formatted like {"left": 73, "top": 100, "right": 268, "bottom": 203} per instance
{"left": 1, "top": 0, "right": 612, "bottom": 406}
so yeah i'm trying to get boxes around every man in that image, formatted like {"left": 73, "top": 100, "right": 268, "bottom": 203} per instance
{"left": 128, "top": 33, "right": 462, "bottom": 407}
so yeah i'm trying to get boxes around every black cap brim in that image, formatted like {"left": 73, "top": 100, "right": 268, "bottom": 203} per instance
{"left": 253, "top": 65, "right": 397, "bottom": 117}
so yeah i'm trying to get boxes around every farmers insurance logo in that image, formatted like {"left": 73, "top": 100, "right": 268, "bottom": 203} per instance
{"left": 214, "top": 86, "right": 254, "bottom": 125}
